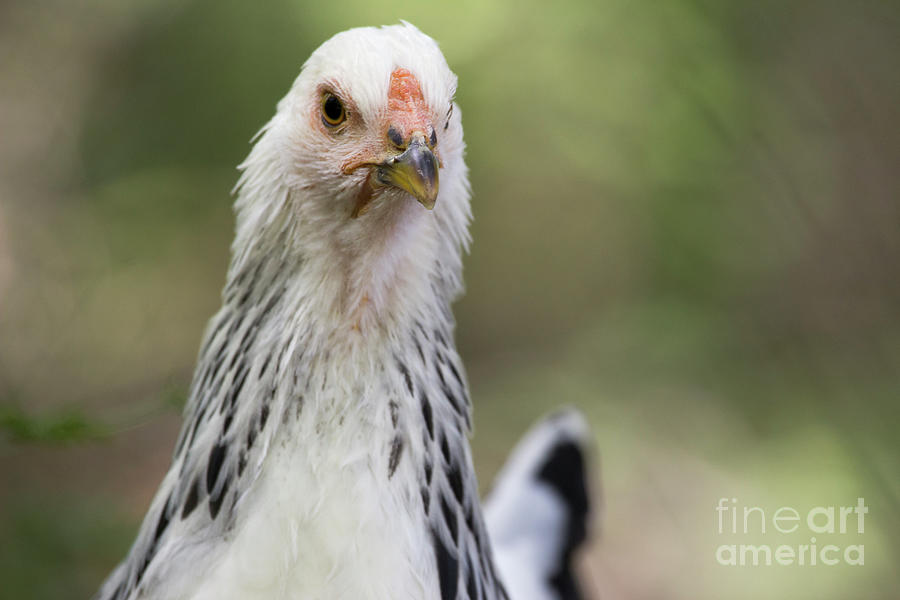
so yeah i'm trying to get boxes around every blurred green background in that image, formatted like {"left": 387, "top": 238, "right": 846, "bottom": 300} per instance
{"left": 0, "top": 1, "right": 897, "bottom": 598}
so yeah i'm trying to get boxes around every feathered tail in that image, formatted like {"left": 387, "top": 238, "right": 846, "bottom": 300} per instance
{"left": 484, "top": 409, "right": 594, "bottom": 600}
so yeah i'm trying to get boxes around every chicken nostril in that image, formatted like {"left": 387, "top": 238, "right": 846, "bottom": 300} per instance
{"left": 387, "top": 126, "right": 405, "bottom": 149}
{"left": 429, "top": 129, "right": 437, "bottom": 148}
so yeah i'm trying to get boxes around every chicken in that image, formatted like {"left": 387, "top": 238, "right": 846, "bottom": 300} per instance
{"left": 95, "top": 23, "right": 591, "bottom": 600}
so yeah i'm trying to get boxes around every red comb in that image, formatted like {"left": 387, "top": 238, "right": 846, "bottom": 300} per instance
{"left": 387, "top": 68, "right": 430, "bottom": 136}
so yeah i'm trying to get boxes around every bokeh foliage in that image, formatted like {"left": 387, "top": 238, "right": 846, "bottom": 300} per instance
{"left": 0, "top": 0, "right": 897, "bottom": 598}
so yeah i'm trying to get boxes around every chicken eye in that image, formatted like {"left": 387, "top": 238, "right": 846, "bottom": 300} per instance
{"left": 321, "top": 93, "right": 346, "bottom": 126}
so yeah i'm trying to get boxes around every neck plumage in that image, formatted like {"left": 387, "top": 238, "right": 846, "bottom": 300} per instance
{"left": 204, "top": 166, "right": 504, "bottom": 597}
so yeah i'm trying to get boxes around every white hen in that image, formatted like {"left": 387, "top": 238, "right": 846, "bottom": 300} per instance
{"left": 95, "top": 23, "right": 591, "bottom": 600}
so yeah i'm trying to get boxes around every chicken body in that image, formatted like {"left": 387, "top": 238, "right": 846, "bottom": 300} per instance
{"left": 97, "top": 23, "right": 590, "bottom": 600}
{"left": 97, "top": 23, "right": 505, "bottom": 600}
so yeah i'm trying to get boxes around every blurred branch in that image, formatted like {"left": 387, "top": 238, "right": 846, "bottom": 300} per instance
{"left": 0, "top": 404, "right": 109, "bottom": 444}
{"left": 0, "top": 381, "right": 187, "bottom": 445}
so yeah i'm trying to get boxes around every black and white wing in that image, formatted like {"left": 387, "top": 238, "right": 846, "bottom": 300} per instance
{"left": 484, "top": 410, "right": 594, "bottom": 600}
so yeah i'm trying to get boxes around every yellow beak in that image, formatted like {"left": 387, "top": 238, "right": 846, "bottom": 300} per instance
{"left": 375, "top": 137, "right": 439, "bottom": 209}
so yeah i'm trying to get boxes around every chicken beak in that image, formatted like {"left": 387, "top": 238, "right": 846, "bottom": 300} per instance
{"left": 375, "top": 137, "right": 439, "bottom": 209}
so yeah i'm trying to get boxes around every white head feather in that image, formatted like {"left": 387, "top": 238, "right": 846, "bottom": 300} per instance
{"left": 230, "top": 23, "right": 470, "bottom": 332}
